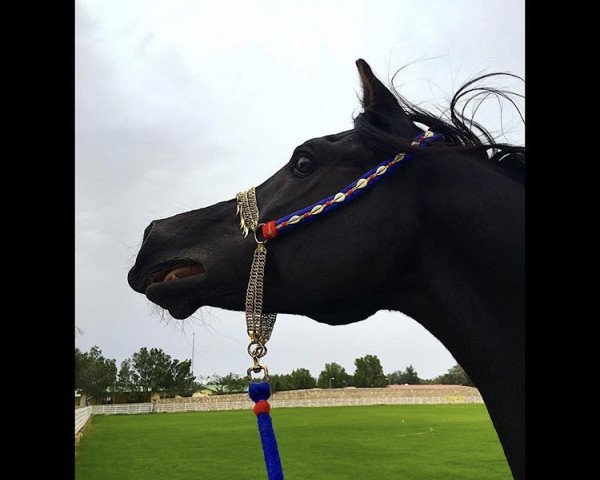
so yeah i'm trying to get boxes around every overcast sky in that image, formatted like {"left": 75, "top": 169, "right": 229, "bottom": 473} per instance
{"left": 75, "top": 0, "right": 524, "bottom": 382}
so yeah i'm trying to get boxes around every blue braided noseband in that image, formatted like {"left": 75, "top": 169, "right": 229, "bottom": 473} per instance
{"left": 259, "top": 130, "right": 444, "bottom": 241}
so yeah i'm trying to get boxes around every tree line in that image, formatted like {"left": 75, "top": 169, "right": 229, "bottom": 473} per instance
{"left": 236, "top": 355, "right": 473, "bottom": 393}
{"left": 76, "top": 347, "right": 474, "bottom": 401}
{"left": 75, "top": 346, "right": 195, "bottom": 404}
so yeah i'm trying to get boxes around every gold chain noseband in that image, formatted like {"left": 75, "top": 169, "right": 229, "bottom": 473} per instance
{"left": 236, "top": 187, "right": 277, "bottom": 380}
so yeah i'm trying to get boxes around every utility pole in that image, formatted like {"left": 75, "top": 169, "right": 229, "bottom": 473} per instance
{"left": 192, "top": 331, "right": 195, "bottom": 376}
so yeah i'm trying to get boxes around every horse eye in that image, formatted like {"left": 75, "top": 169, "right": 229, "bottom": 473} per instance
{"left": 293, "top": 156, "right": 314, "bottom": 177}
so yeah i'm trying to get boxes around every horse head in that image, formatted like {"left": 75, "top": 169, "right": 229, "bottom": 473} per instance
{"left": 128, "top": 59, "right": 433, "bottom": 324}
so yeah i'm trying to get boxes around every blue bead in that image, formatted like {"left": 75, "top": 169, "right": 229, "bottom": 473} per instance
{"left": 249, "top": 381, "right": 271, "bottom": 401}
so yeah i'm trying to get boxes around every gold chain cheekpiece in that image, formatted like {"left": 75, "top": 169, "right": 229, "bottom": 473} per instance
{"left": 236, "top": 187, "right": 277, "bottom": 381}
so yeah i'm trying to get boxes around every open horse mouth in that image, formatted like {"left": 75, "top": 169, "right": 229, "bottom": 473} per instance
{"left": 150, "top": 263, "right": 206, "bottom": 285}
{"left": 139, "top": 261, "right": 208, "bottom": 319}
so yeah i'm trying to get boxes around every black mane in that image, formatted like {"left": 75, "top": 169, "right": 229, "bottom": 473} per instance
{"left": 354, "top": 71, "right": 525, "bottom": 181}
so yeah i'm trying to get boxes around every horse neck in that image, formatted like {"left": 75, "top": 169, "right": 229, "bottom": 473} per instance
{"left": 391, "top": 150, "right": 524, "bottom": 373}
{"left": 388, "top": 151, "right": 524, "bottom": 475}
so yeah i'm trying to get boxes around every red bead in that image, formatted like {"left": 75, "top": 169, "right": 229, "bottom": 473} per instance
{"left": 262, "top": 221, "right": 278, "bottom": 240}
{"left": 253, "top": 400, "right": 271, "bottom": 415}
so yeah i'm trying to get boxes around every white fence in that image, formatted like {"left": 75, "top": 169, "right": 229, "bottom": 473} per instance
{"left": 91, "top": 403, "right": 152, "bottom": 415}
{"left": 75, "top": 406, "right": 92, "bottom": 433}
{"left": 90, "top": 395, "right": 483, "bottom": 415}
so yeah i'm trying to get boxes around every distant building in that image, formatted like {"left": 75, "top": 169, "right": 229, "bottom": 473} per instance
{"left": 75, "top": 387, "right": 152, "bottom": 406}
{"left": 192, "top": 387, "right": 214, "bottom": 398}
{"left": 195, "top": 384, "right": 249, "bottom": 395}
{"left": 75, "top": 391, "right": 85, "bottom": 407}
{"left": 74, "top": 384, "right": 236, "bottom": 405}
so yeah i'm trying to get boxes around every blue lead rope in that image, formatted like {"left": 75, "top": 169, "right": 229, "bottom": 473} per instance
{"left": 249, "top": 382, "right": 284, "bottom": 480}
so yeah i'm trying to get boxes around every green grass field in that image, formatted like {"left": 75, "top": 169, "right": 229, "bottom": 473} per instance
{"left": 76, "top": 404, "right": 511, "bottom": 479}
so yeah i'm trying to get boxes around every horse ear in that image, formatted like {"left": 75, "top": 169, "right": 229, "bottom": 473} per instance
{"left": 355, "top": 58, "right": 412, "bottom": 133}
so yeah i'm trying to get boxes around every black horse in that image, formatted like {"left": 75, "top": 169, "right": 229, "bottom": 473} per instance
{"left": 128, "top": 59, "right": 524, "bottom": 479}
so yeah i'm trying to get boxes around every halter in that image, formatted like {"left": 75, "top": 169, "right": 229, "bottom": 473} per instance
{"left": 235, "top": 129, "right": 443, "bottom": 480}
{"left": 257, "top": 130, "right": 444, "bottom": 242}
